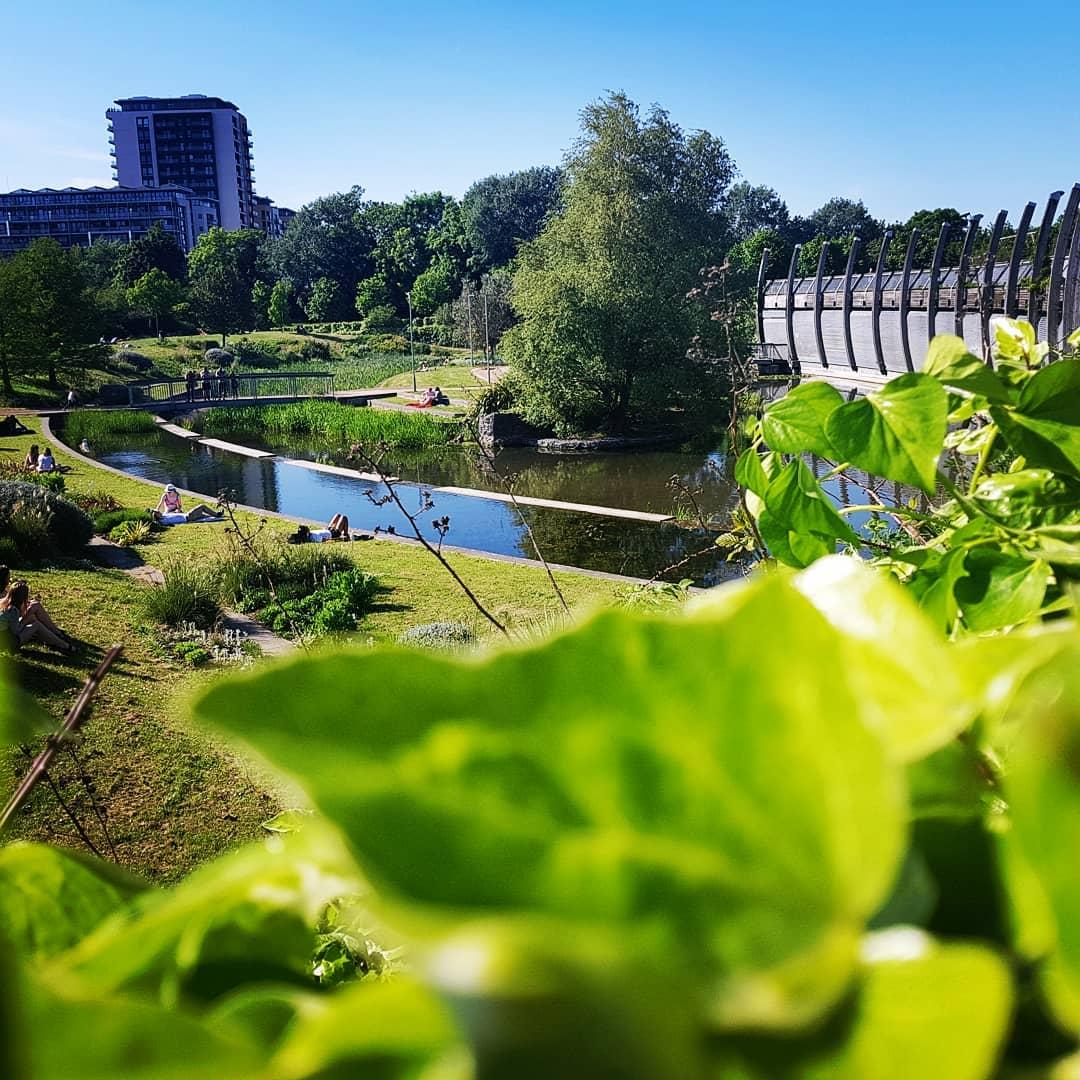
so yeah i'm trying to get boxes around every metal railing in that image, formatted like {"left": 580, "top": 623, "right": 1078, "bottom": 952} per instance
{"left": 127, "top": 371, "right": 335, "bottom": 406}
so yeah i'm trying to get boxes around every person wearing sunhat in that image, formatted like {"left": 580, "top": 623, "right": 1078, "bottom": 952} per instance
{"left": 151, "top": 484, "right": 223, "bottom": 524}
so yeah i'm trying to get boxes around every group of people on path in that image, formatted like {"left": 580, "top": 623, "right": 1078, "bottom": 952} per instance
{"left": 0, "top": 565, "right": 73, "bottom": 656}
{"left": 184, "top": 366, "right": 240, "bottom": 403}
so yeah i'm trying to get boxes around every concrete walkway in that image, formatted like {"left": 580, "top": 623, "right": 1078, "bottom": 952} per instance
{"left": 86, "top": 537, "right": 294, "bottom": 656}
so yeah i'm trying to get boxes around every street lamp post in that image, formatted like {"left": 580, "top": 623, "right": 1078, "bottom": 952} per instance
{"left": 407, "top": 291, "right": 416, "bottom": 393}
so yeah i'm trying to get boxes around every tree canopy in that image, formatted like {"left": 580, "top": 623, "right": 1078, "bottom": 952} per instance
{"left": 504, "top": 93, "right": 734, "bottom": 434}
{"left": 461, "top": 166, "right": 564, "bottom": 272}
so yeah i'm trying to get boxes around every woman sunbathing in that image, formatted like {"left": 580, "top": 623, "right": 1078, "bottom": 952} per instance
{"left": 288, "top": 514, "right": 351, "bottom": 543}
{"left": 0, "top": 582, "right": 74, "bottom": 655}
{"left": 152, "top": 484, "right": 223, "bottom": 524}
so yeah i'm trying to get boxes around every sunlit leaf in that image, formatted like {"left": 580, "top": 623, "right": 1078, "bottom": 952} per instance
{"left": 197, "top": 573, "right": 906, "bottom": 1030}
{"left": 924, "top": 334, "right": 1011, "bottom": 402}
{"left": 955, "top": 549, "right": 1050, "bottom": 632}
{"left": 0, "top": 843, "right": 148, "bottom": 959}
{"left": 793, "top": 556, "right": 971, "bottom": 762}
{"left": 761, "top": 382, "right": 844, "bottom": 456}
{"left": 825, "top": 373, "right": 947, "bottom": 494}
{"left": 992, "top": 359, "right": 1080, "bottom": 479}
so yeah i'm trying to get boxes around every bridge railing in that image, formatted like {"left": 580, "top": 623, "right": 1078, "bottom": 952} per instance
{"left": 127, "top": 372, "right": 336, "bottom": 406}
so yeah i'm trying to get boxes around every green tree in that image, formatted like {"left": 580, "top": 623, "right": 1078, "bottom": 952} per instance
{"left": 805, "top": 197, "right": 884, "bottom": 243}
{"left": 113, "top": 222, "right": 187, "bottom": 286}
{"left": 250, "top": 280, "right": 272, "bottom": 330}
{"left": 504, "top": 93, "right": 734, "bottom": 433}
{"left": 409, "top": 257, "right": 456, "bottom": 317}
{"left": 0, "top": 240, "right": 103, "bottom": 392}
{"left": 187, "top": 228, "right": 267, "bottom": 345}
{"left": 126, "top": 268, "right": 183, "bottom": 336}
{"left": 269, "top": 187, "right": 374, "bottom": 302}
{"left": 267, "top": 280, "right": 292, "bottom": 327}
{"left": 304, "top": 277, "right": 341, "bottom": 322}
{"left": 723, "top": 181, "right": 790, "bottom": 245}
{"left": 461, "top": 166, "right": 564, "bottom": 271}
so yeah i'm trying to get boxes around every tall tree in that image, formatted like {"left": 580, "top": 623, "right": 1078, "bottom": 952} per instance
{"left": 267, "top": 280, "right": 293, "bottom": 327}
{"left": 0, "top": 240, "right": 102, "bottom": 392}
{"left": 268, "top": 187, "right": 374, "bottom": 303}
{"left": 723, "top": 182, "right": 790, "bottom": 245}
{"left": 187, "top": 228, "right": 267, "bottom": 345}
{"left": 304, "top": 277, "right": 341, "bottom": 322}
{"left": 126, "top": 268, "right": 183, "bottom": 336}
{"left": 462, "top": 166, "right": 564, "bottom": 271}
{"left": 504, "top": 94, "right": 734, "bottom": 434}
{"left": 805, "top": 197, "right": 884, "bottom": 242}
{"left": 113, "top": 222, "right": 187, "bottom": 286}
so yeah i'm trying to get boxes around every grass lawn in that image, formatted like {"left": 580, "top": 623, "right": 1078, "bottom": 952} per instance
{"left": 0, "top": 417, "right": 624, "bottom": 879}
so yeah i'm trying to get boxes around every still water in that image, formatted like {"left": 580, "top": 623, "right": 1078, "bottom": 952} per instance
{"left": 91, "top": 413, "right": 888, "bottom": 585}
{"left": 95, "top": 430, "right": 746, "bottom": 584}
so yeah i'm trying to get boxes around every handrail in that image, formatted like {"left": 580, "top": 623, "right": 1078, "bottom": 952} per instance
{"left": 125, "top": 371, "right": 336, "bottom": 406}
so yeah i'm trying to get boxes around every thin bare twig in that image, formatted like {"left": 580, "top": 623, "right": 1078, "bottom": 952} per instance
{"left": 350, "top": 443, "right": 509, "bottom": 637}
{"left": 1, "top": 645, "right": 123, "bottom": 839}
{"left": 65, "top": 743, "right": 118, "bottom": 861}
{"left": 469, "top": 426, "right": 571, "bottom": 615}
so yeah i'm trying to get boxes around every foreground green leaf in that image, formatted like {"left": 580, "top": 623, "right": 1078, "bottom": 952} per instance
{"left": 761, "top": 382, "right": 844, "bottom": 456}
{"left": 197, "top": 573, "right": 905, "bottom": 1029}
{"left": 992, "top": 359, "right": 1080, "bottom": 479}
{"left": 924, "top": 334, "right": 1011, "bottom": 402}
{"left": 0, "top": 843, "right": 148, "bottom": 959}
{"left": 824, "top": 373, "right": 948, "bottom": 494}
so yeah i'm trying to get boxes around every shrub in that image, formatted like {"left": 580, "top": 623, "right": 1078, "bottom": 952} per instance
{"left": 140, "top": 560, "right": 223, "bottom": 629}
{"left": 470, "top": 368, "right": 526, "bottom": 418}
{"left": 109, "top": 519, "right": 153, "bottom": 547}
{"left": 117, "top": 350, "right": 153, "bottom": 372}
{"left": 70, "top": 489, "right": 122, "bottom": 516}
{"left": 173, "top": 641, "right": 212, "bottom": 667}
{"left": 204, "top": 348, "right": 234, "bottom": 366}
{"left": 93, "top": 508, "right": 154, "bottom": 535}
{"left": 0, "top": 480, "right": 92, "bottom": 562}
{"left": 0, "top": 462, "right": 66, "bottom": 495}
{"left": 399, "top": 621, "right": 476, "bottom": 650}
{"left": 361, "top": 306, "right": 402, "bottom": 333}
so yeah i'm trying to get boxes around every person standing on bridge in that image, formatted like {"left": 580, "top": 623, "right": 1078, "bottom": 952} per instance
{"left": 200, "top": 366, "right": 211, "bottom": 401}
{"left": 185, "top": 370, "right": 196, "bottom": 403}
{"left": 216, "top": 365, "right": 229, "bottom": 399}
{"left": 65, "top": 388, "right": 78, "bottom": 409}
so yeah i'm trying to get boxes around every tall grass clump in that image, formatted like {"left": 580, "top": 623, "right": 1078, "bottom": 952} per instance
{"left": 65, "top": 410, "right": 158, "bottom": 443}
{"left": 198, "top": 401, "right": 454, "bottom": 450}
{"left": 140, "top": 559, "right": 223, "bottom": 629}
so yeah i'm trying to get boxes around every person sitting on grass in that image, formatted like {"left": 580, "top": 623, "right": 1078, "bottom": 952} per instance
{"left": 151, "top": 484, "right": 223, "bottom": 524}
{"left": 408, "top": 387, "right": 437, "bottom": 409}
{"left": 433, "top": 386, "right": 450, "bottom": 406}
{"left": 36, "top": 448, "right": 56, "bottom": 473}
{"left": 0, "top": 581, "right": 74, "bottom": 655}
{"left": 23, "top": 444, "right": 39, "bottom": 470}
{"left": 288, "top": 514, "right": 351, "bottom": 544}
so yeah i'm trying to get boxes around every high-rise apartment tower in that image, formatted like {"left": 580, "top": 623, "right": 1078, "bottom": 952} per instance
{"left": 107, "top": 94, "right": 255, "bottom": 230}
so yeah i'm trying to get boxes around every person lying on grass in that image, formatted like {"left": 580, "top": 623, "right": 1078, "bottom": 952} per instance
{"left": 288, "top": 514, "right": 351, "bottom": 544}
{"left": 151, "top": 484, "right": 224, "bottom": 525}
{"left": 0, "top": 581, "right": 74, "bottom": 655}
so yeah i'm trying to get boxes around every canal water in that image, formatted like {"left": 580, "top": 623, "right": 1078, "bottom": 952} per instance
{"left": 87, "top": 415, "right": 887, "bottom": 585}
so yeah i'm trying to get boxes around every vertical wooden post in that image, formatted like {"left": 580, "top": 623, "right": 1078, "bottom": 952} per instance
{"left": 813, "top": 241, "right": 830, "bottom": 368}
{"left": 842, "top": 235, "right": 863, "bottom": 371}
{"left": 899, "top": 228, "right": 919, "bottom": 372}
{"left": 1004, "top": 201, "right": 1036, "bottom": 319}
{"left": 872, "top": 230, "right": 894, "bottom": 375}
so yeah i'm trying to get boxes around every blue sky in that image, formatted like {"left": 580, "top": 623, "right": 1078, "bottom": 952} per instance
{"left": 3, "top": 0, "right": 1076, "bottom": 223}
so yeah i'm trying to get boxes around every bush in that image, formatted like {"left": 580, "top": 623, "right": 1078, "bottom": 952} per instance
{"left": 109, "top": 519, "right": 153, "bottom": 547}
{"left": 140, "top": 560, "right": 223, "bottom": 629}
{"left": 204, "top": 348, "right": 234, "bottom": 366}
{"left": 70, "top": 489, "right": 122, "bottom": 516}
{"left": 93, "top": 508, "right": 154, "bottom": 535}
{"left": 470, "top": 368, "right": 526, "bottom": 418}
{"left": 117, "top": 350, "right": 153, "bottom": 372}
{"left": 173, "top": 641, "right": 212, "bottom": 667}
{"left": 0, "top": 480, "right": 92, "bottom": 563}
{"left": 361, "top": 306, "right": 402, "bottom": 333}
{"left": 399, "top": 622, "right": 476, "bottom": 650}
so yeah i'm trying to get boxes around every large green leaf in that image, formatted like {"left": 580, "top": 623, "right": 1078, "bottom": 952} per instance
{"left": 991, "top": 359, "right": 1080, "bottom": 479}
{"left": 955, "top": 549, "right": 1050, "bottom": 632}
{"left": 761, "top": 382, "right": 844, "bottom": 456}
{"left": 924, "top": 333, "right": 1012, "bottom": 402}
{"left": 792, "top": 556, "right": 972, "bottom": 762}
{"left": 0, "top": 843, "right": 148, "bottom": 959}
{"left": 973, "top": 469, "right": 1080, "bottom": 528}
{"left": 757, "top": 459, "right": 858, "bottom": 568}
{"left": 52, "top": 823, "right": 360, "bottom": 1005}
{"left": 196, "top": 573, "right": 906, "bottom": 1030}
{"left": 716, "top": 930, "right": 1012, "bottom": 1080}
{"left": 0, "top": 661, "right": 58, "bottom": 745}
{"left": 904, "top": 547, "right": 970, "bottom": 632}
{"left": 824, "top": 373, "right": 948, "bottom": 494}
{"left": 1008, "top": 646, "right": 1080, "bottom": 1031}
{"left": 269, "top": 977, "right": 461, "bottom": 1080}
{"left": 22, "top": 975, "right": 257, "bottom": 1080}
